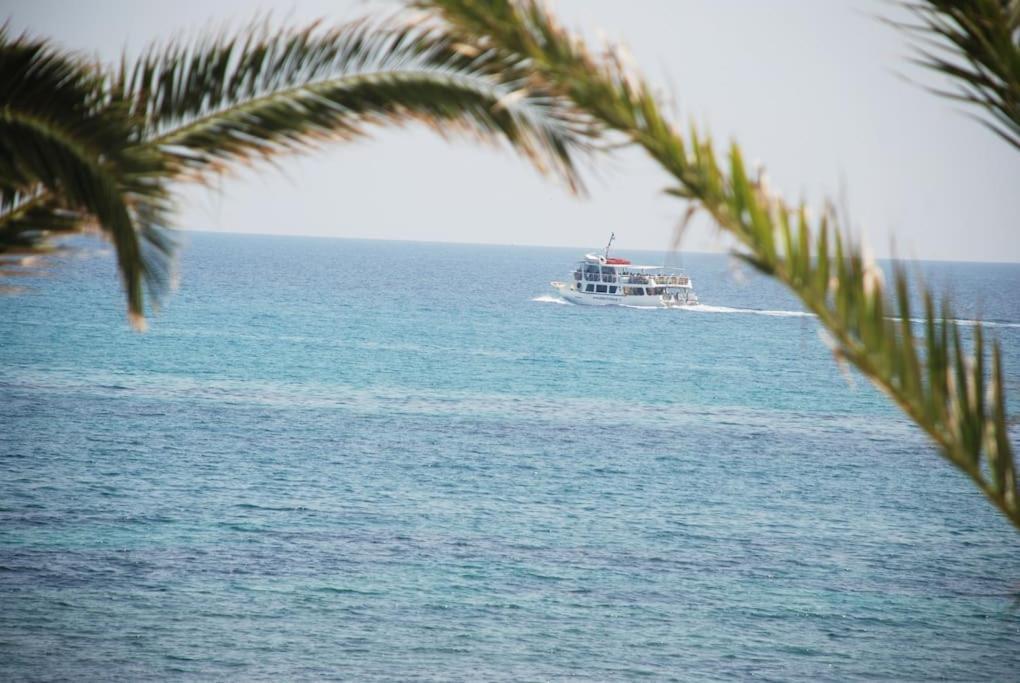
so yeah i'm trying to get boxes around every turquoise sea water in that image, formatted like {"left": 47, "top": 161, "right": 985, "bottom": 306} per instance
{"left": 2, "top": 232, "right": 1019, "bottom": 681}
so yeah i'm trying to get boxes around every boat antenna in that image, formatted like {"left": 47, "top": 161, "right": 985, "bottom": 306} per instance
{"left": 604, "top": 232, "right": 615, "bottom": 259}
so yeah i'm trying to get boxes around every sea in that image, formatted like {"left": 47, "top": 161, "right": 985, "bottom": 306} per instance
{"left": 2, "top": 232, "right": 1019, "bottom": 681}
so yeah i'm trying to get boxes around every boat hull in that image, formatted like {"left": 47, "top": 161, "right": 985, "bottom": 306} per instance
{"left": 551, "top": 281, "right": 696, "bottom": 308}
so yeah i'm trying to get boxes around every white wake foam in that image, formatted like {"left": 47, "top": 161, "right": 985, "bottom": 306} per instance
{"left": 683, "top": 304, "right": 815, "bottom": 318}
{"left": 531, "top": 295, "right": 571, "bottom": 305}
{"left": 943, "top": 318, "right": 1020, "bottom": 329}
{"left": 531, "top": 297, "right": 1020, "bottom": 328}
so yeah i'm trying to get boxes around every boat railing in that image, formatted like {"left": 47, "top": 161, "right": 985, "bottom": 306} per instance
{"left": 616, "top": 274, "right": 691, "bottom": 285}
{"left": 650, "top": 275, "right": 690, "bottom": 286}
{"left": 582, "top": 272, "right": 619, "bottom": 283}
{"left": 578, "top": 268, "right": 689, "bottom": 287}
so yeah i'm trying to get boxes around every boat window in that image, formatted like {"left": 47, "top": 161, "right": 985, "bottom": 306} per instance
{"left": 635, "top": 287, "right": 645, "bottom": 296}
{"left": 596, "top": 284, "right": 607, "bottom": 293}
{"left": 585, "top": 283, "right": 594, "bottom": 292}
{"left": 573, "top": 271, "right": 581, "bottom": 280}
{"left": 609, "top": 286, "right": 617, "bottom": 294}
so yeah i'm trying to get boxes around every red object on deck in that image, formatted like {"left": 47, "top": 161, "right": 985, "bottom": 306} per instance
{"left": 605, "top": 258, "right": 631, "bottom": 265}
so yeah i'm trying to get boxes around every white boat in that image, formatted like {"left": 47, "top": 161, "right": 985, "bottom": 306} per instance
{"left": 550, "top": 235, "right": 698, "bottom": 307}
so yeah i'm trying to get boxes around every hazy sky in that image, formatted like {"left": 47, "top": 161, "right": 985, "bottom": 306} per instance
{"left": 5, "top": 0, "right": 1019, "bottom": 261}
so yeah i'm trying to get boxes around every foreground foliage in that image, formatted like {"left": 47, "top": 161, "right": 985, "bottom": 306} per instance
{"left": 0, "top": 18, "right": 591, "bottom": 326}
{"left": 0, "top": 29, "right": 173, "bottom": 321}
{"left": 421, "top": 0, "right": 1019, "bottom": 530}
{"left": 897, "top": 0, "right": 1020, "bottom": 150}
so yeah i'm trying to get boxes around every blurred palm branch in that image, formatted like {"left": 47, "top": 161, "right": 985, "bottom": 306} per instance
{"left": 419, "top": 0, "right": 1019, "bottom": 530}
{"left": 0, "top": 16, "right": 594, "bottom": 326}
{"left": 895, "top": 0, "right": 1020, "bottom": 150}
{"left": 0, "top": 29, "right": 173, "bottom": 326}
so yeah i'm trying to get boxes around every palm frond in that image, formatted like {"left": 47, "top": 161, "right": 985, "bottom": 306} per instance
{"left": 113, "top": 16, "right": 595, "bottom": 191}
{"left": 2, "top": 14, "right": 596, "bottom": 327}
{"left": 893, "top": 0, "right": 1020, "bottom": 150}
{"left": 0, "top": 29, "right": 173, "bottom": 326}
{"left": 421, "top": 0, "right": 1020, "bottom": 530}
{"left": 0, "top": 190, "right": 84, "bottom": 251}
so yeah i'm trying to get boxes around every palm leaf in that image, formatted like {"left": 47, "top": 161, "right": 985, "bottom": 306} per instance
{"left": 893, "top": 0, "right": 1020, "bottom": 150}
{"left": 422, "top": 0, "right": 1020, "bottom": 530}
{"left": 0, "top": 30, "right": 174, "bottom": 327}
{"left": 1, "top": 15, "right": 596, "bottom": 325}
{"left": 113, "top": 16, "right": 594, "bottom": 190}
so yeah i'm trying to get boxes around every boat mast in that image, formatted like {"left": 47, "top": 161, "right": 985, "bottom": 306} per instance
{"left": 603, "top": 232, "right": 615, "bottom": 260}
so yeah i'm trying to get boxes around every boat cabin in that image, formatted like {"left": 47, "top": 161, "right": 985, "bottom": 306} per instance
{"left": 569, "top": 255, "right": 691, "bottom": 298}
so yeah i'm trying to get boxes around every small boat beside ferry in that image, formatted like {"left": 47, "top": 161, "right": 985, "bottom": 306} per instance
{"left": 550, "top": 234, "right": 698, "bottom": 307}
